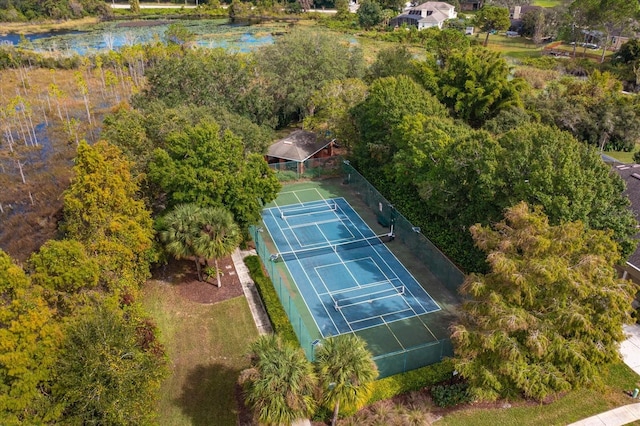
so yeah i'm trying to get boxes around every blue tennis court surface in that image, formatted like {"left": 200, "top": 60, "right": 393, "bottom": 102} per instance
{"left": 262, "top": 196, "right": 440, "bottom": 337}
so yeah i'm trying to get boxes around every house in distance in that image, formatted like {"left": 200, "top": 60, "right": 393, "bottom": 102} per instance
{"left": 389, "top": 1, "right": 457, "bottom": 30}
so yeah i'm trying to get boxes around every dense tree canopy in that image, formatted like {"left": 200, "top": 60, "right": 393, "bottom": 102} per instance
{"left": 0, "top": 0, "right": 110, "bottom": 21}
{"left": 528, "top": 72, "right": 640, "bottom": 151}
{"left": 353, "top": 75, "right": 449, "bottom": 167}
{"left": 149, "top": 121, "right": 280, "bottom": 230}
{"left": 0, "top": 250, "right": 60, "bottom": 424}
{"left": 52, "top": 301, "right": 166, "bottom": 425}
{"left": 255, "top": 29, "right": 365, "bottom": 125}
{"left": 62, "top": 141, "right": 155, "bottom": 291}
{"left": 452, "top": 203, "right": 635, "bottom": 400}
{"left": 423, "top": 123, "right": 638, "bottom": 257}
{"left": 438, "top": 48, "right": 525, "bottom": 127}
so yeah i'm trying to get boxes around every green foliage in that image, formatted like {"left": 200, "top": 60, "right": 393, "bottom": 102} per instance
{"left": 353, "top": 75, "right": 448, "bottom": 167}
{"left": 451, "top": 202, "right": 635, "bottom": 401}
{"left": 304, "top": 78, "right": 368, "bottom": 151}
{"left": 431, "top": 382, "right": 472, "bottom": 407}
{"left": 28, "top": 239, "right": 99, "bottom": 294}
{"left": 482, "top": 106, "right": 533, "bottom": 135}
{"left": 255, "top": 28, "right": 365, "bottom": 125}
{"left": 159, "top": 203, "right": 241, "bottom": 283}
{"left": 141, "top": 49, "right": 276, "bottom": 127}
{"left": 165, "top": 23, "right": 196, "bottom": 46}
{"left": 63, "top": 141, "right": 155, "bottom": 291}
{"left": 438, "top": 47, "right": 525, "bottom": 127}
{"left": 529, "top": 72, "right": 640, "bottom": 151}
{"left": 52, "top": 300, "right": 166, "bottom": 425}
{"left": 129, "top": 0, "right": 141, "bottom": 14}
{"left": 423, "top": 123, "right": 638, "bottom": 258}
{"left": 367, "top": 358, "right": 455, "bottom": 403}
{"left": 240, "top": 334, "right": 317, "bottom": 425}
{"left": 424, "top": 28, "right": 471, "bottom": 68}
{"left": 149, "top": 120, "right": 280, "bottom": 230}
{"left": 367, "top": 46, "right": 415, "bottom": 81}
{"left": 473, "top": 5, "right": 511, "bottom": 46}
{"left": 315, "top": 335, "right": 378, "bottom": 423}
{"left": 357, "top": 0, "right": 383, "bottom": 29}
{"left": 0, "top": 0, "right": 111, "bottom": 21}
{"left": 243, "top": 256, "right": 298, "bottom": 345}
{"left": 100, "top": 103, "right": 152, "bottom": 173}
{"left": 335, "top": 0, "right": 350, "bottom": 18}
{"left": 0, "top": 250, "right": 61, "bottom": 425}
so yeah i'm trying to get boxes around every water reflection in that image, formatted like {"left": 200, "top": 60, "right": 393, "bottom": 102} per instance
{"left": 0, "top": 19, "right": 276, "bottom": 56}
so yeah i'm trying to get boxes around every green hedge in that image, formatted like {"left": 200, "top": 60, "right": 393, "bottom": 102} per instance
{"left": 367, "top": 358, "right": 455, "bottom": 403}
{"left": 243, "top": 255, "right": 299, "bottom": 346}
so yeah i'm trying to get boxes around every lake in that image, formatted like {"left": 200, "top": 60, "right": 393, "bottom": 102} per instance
{"left": 0, "top": 19, "right": 282, "bottom": 55}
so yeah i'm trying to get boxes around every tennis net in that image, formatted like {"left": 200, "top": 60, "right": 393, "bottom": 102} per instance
{"left": 280, "top": 202, "right": 337, "bottom": 219}
{"left": 271, "top": 234, "right": 391, "bottom": 262}
{"left": 333, "top": 285, "right": 405, "bottom": 311}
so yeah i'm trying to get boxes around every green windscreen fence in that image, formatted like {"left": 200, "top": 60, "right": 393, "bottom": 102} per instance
{"left": 250, "top": 225, "right": 320, "bottom": 360}
{"left": 256, "top": 158, "right": 465, "bottom": 377}
{"left": 341, "top": 161, "right": 465, "bottom": 295}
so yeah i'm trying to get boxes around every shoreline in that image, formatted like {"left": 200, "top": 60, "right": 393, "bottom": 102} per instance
{"left": 0, "top": 17, "right": 101, "bottom": 35}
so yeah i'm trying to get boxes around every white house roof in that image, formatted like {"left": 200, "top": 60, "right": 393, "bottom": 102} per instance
{"left": 413, "top": 1, "right": 454, "bottom": 10}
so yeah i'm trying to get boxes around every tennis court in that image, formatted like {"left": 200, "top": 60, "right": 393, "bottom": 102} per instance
{"left": 261, "top": 188, "right": 441, "bottom": 338}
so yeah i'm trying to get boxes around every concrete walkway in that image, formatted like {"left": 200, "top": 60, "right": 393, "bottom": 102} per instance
{"left": 231, "top": 248, "right": 272, "bottom": 336}
{"left": 231, "top": 248, "right": 312, "bottom": 426}
{"left": 568, "top": 403, "right": 640, "bottom": 426}
{"left": 568, "top": 324, "right": 640, "bottom": 426}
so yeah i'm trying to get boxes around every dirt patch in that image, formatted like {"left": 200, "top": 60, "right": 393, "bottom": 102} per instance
{"left": 153, "top": 256, "right": 243, "bottom": 304}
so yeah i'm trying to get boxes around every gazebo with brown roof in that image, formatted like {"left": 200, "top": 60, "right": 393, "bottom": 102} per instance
{"left": 266, "top": 130, "right": 335, "bottom": 175}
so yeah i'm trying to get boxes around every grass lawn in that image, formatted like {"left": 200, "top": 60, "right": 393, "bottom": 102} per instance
{"left": 532, "top": 0, "right": 562, "bottom": 7}
{"left": 481, "top": 34, "right": 543, "bottom": 59}
{"left": 440, "top": 362, "right": 640, "bottom": 426}
{"left": 605, "top": 148, "right": 638, "bottom": 164}
{"left": 142, "top": 279, "right": 259, "bottom": 426}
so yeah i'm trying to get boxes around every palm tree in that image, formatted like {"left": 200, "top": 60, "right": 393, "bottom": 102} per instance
{"left": 315, "top": 334, "right": 378, "bottom": 426}
{"left": 160, "top": 203, "right": 240, "bottom": 283}
{"left": 194, "top": 206, "right": 241, "bottom": 287}
{"left": 239, "top": 334, "right": 318, "bottom": 425}
{"left": 160, "top": 203, "right": 203, "bottom": 280}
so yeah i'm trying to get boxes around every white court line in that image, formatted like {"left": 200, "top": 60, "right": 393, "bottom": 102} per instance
{"left": 332, "top": 197, "right": 439, "bottom": 340}
{"left": 336, "top": 197, "right": 441, "bottom": 315}
{"left": 289, "top": 218, "right": 343, "bottom": 230}
{"left": 318, "top": 279, "right": 395, "bottom": 297}
{"left": 265, "top": 206, "right": 334, "bottom": 337}
{"left": 348, "top": 306, "right": 413, "bottom": 326}
{"left": 270, "top": 210, "right": 349, "bottom": 336}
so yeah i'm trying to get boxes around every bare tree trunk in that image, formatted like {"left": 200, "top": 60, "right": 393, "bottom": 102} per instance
{"left": 17, "top": 160, "right": 26, "bottom": 184}
{"left": 215, "top": 258, "right": 221, "bottom": 288}
{"left": 331, "top": 401, "right": 340, "bottom": 426}
{"left": 195, "top": 258, "right": 203, "bottom": 281}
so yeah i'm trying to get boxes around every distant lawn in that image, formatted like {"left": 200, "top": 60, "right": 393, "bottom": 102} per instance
{"left": 532, "top": 0, "right": 562, "bottom": 7}
{"left": 606, "top": 150, "right": 636, "bottom": 164}
{"left": 480, "top": 34, "right": 543, "bottom": 59}
{"left": 143, "top": 279, "right": 259, "bottom": 426}
{"left": 440, "top": 362, "right": 640, "bottom": 426}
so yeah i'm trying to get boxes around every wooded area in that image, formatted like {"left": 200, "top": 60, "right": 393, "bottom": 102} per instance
{"left": 1, "top": 8, "right": 640, "bottom": 423}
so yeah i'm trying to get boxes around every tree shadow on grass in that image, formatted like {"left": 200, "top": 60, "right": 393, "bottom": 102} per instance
{"left": 175, "top": 363, "right": 242, "bottom": 426}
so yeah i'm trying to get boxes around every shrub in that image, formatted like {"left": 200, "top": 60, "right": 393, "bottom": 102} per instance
{"left": 243, "top": 255, "right": 298, "bottom": 346}
{"left": 431, "top": 381, "right": 473, "bottom": 407}
{"left": 367, "top": 358, "right": 455, "bottom": 403}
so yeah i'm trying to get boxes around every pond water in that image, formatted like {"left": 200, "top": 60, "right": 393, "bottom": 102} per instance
{"left": 0, "top": 19, "right": 280, "bottom": 55}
